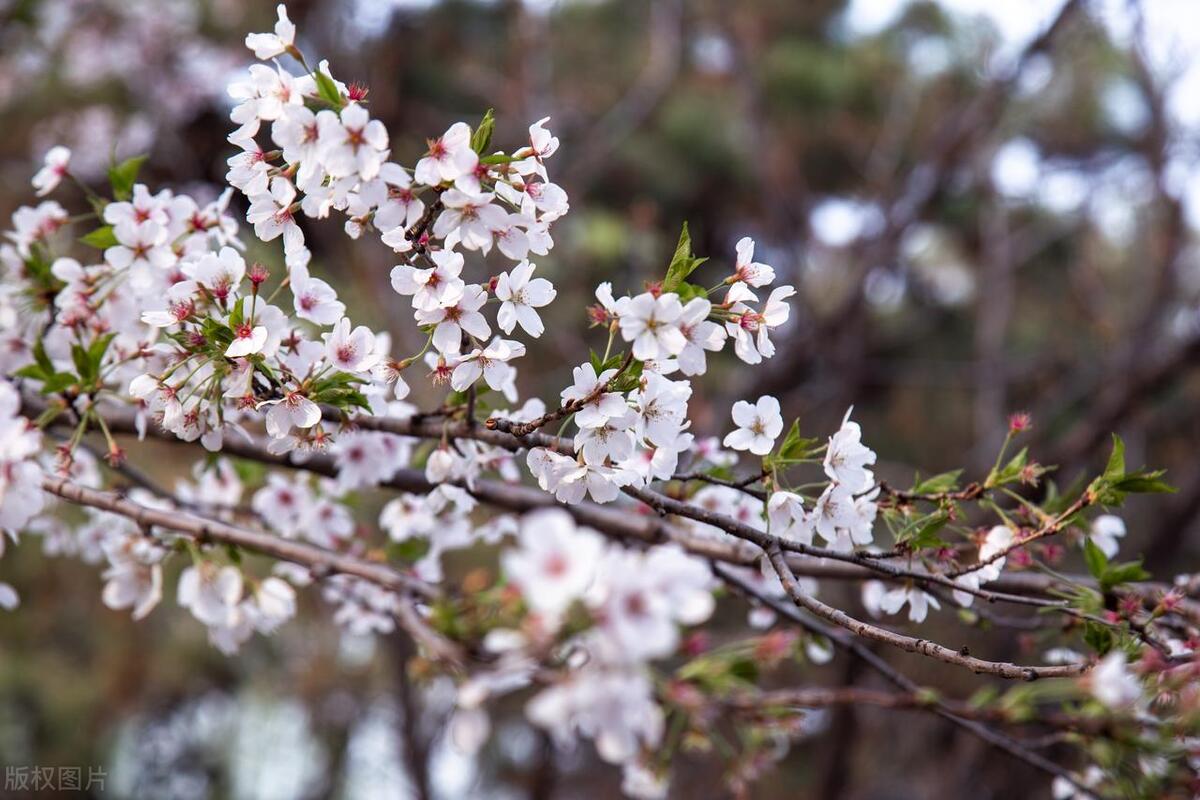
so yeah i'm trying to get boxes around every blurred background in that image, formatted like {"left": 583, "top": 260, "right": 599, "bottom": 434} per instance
{"left": 3, "top": 0, "right": 1200, "bottom": 797}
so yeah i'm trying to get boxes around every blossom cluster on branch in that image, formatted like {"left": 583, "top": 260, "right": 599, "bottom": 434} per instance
{"left": 2, "top": 5, "right": 1199, "bottom": 797}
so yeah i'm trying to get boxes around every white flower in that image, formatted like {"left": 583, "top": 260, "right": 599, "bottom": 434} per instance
{"left": 246, "top": 177, "right": 304, "bottom": 254}
{"left": 723, "top": 395, "right": 783, "bottom": 456}
{"left": 252, "top": 577, "right": 297, "bottom": 633}
{"left": 495, "top": 261, "right": 556, "bottom": 337}
{"left": 768, "top": 491, "right": 811, "bottom": 545}
{"left": 1089, "top": 651, "right": 1141, "bottom": 709}
{"left": 553, "top": 462, "right": 633, "bottom": 504}
{"left": 245, "top": 4, "right": 296, "bottom": 60}
{"left": 178, "top": 564, "right": 244, "bottom": 628}
{"left": 390, "top": 249, "right": 465, "bottom": 311}
{"left": 731, "top": 237, "right": 775, "bottom": 286}
{"left": 106, "top": 220, "right": 176, "bottom": 288}
{"left": 260, "top": 392, "right": 322, "bottom": 438}
{"left": 823, "top": 407, "right": 876, "bottom": 493}
{"left": 502, "top": 509, "right": 603, "bottom": 623}
{"left": 451, "top": 339, "right": 526, "bottom": 392}
{"left": 561, "top": 363, "right": 628, "bottom": 429}
{"left": 676, "top": 297, "right": 725, "bottom": 376}
{"left": 575, "top": 408, "right": 637, "bottom": 465}
{"left": 726, "top": 284, "right": 795, "bottom": 365}
{"left": 617, "top": 292, "right": 686, "bottom": 361}
{"left": 879, "top": 585, "right": 940, "bottom": 623}
{"left": 952, "top": 525, "right": 1015, "bottom": 606}
{"left": 526, "top": 666, "right": 663, "bottom": 765}
{"left": 0, "top": 583, "right": 17, "bottom": 611}
{"left": 225, "top": 323, "right": 268, "bottom": 358}
{"left": 630, "top": 373, "right": 691, "bottom": 447}
{"left": 416, "top": 283, "right": 490, "bottom": 354}
{"left": 324, "top": 317, "right": 381, "bottom": 373}
{"left": 433, "top": 189, "right": 507, "bottom": 251}
{"left": 414, "top": 122, "right": 479, "bottom": 187}
{"left": 291, "top": 266, "right": 345, "bottom": 325}
{"left": 1088, "top": 514, "right": 1126, "bottom": 559}
{"left": 102, "top": 543, "right": 164, "bottom": 621}
{"left": 809, "top": 482, "right": 876, "bottom": 551}
{"left": 317, "top": 103, "right": 389, "bottom": 181}
{"left": 32, "top": 146, "right": 71, "bottom": 196}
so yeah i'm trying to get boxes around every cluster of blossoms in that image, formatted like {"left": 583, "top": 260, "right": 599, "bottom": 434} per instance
{"left": 2, "top": 5, "right": 1199, "bottom": 798}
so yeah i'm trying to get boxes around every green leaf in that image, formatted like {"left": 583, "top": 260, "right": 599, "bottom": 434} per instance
{"left": 40, "top": 372, "right": 78, "bottom": 394}
{"left": 898, "top": 511, "right": 950, "bottom": 549}
{"left": 673, "top": 282, "right": 709, "bottom": 303}
{"left": 70, "top": 343, "right": 92, "bottom": 383}
{"left": 387, "top": 538, "right": 431, "bottom": 563}
{"left": 1103, "top": 434, "right": 1125, "bottom": 481}
{"left": 1100, "top": 560, "right": 1151, "bottom": 592}
{"left": 313, "top": 69, "right": 344, "bottom": 109}
{"left": 108, "top": 155, "right": 148, "bottom": 201}
{"left": 79, "top": 225, "right": 118, "bottom": 249}
{"left": 1112, "top": 470, "right": 1176, "bottom": 494}
{"left": 88, "top": 332, "right": 118, "bottom": 365}
{"left": 775, "top": 419, "right": 820, "bottom": 462}
{"left": 1083, "top": 620, "right": 1114, "bottom": 655}
{"left": 661, "top": 222, "right": 708, "bottom": 292}
{"left": 989, "top": 447, "right": 1028, "bottom": 486}
{"left": 911, "top": 469, "right": 962, "bottom": 495}
{"left": 1083, "top": 538, "right": 1109, "bottom": 581}
{"left": 228, "top": 296, "right": 245, "bottom": 330}
{"left": 32, "top": 339, "right": 54, "bottom": 376}
{"left": 471, "top": 108, "right": 495, "bottom": 154}
{"left": 13, "top": 364, "right": 47, "bottom": 382}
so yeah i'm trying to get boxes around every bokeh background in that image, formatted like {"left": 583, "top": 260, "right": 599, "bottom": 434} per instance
{"left": 3, "top": 0, "right": 1200, "bottom": 797}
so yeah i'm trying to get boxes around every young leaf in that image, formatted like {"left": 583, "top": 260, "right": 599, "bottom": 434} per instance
{"left": 228, "top": 297, "right": 245, "bottom": 330}
{"left": 1100, "top": 560, "right": 1151, "bottom": 592}
{"left": 1103, "top": 434, "right": 1125, "bottom": 481}
{"left": 1083, "top": 538, "right": 1109, "bottom": 581}
{"left": 1112, "top": 470, "right": 1176, "bottom": 495}
{"left": 313, "top": 69, "right": 345, "bottom": 109}
{"left": 79, "top": 225, "right": 118, "bottom": 249}
{"left": 662, "top": 222, "right": 708, "bottom": 292}
{"left": 471, "top": 108, "right": 496, "bottom": 154}
{"left": 911, "top": 469, "right": 963, "bottom": 495}
{"left": 108, "top": 155, "right": 148, "bottom": 201}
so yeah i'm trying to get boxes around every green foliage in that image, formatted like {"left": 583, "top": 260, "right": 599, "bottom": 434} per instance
{"left": 471, "top": 108, "right": 495, "bottom": 154}
{"left": 108, "top": 155, "right": 147, "bottom": 201}
{"left": 79, "top": 225, "right": 118, "bottom": 249}
{"left": 313, "top": 70, "right": 344, "bottom": 109}
{"left": 767, "top": 419, "right": 821, "bottom": 469}
{"left": 661, "top": 222, "right": 708, "bottom": 293}
{"left": 911, "top": 469, "right": 963, "bottom": 495}
{"left": 1089, "top": 435, "right": 1176, "bottom": 505}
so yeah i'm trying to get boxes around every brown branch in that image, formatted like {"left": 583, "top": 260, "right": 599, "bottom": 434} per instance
{"left": 764, "top": 544, "right": 1087, "bottom": 681}
{"left": 731, "top": 686, "right": 1135, "bottom": 738}
{"left": 712, "top": 563, "right": 1097, "bottom": 796}
{"left": 39, "top": 473, "right": 436, "bottom": 599}
{"left": 486, "top": 350, "right": 634, "bottom": 438}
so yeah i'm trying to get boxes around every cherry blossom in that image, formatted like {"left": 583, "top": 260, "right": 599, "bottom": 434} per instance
{"left": 723, "top": 395, "right": 783, "bottom": 456}
{"left": 502, "top": 509, "right": 603, "bottom": 623}
{"left": 1088, "top": 514, "right": 1125, "bottom": 558}
{"left": 414, "top": 122, "right": 479, "bottom": 187}
{"left": 495, "top": 260, "right": 556, "bottom": 337}
{"left": 324, "top": 317, "right": 381, "bottom": 373}
{"left": 32, "top": 146, "right": 71, "bottom": 197}
{"left": 390, "top": 249, "right": 465, "bottom": 311}
{"left": 245, "top": 4, "right": 296, "bottom": 61}
{"left": 618, "top": 292, "right": 687, "bottom": 361}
